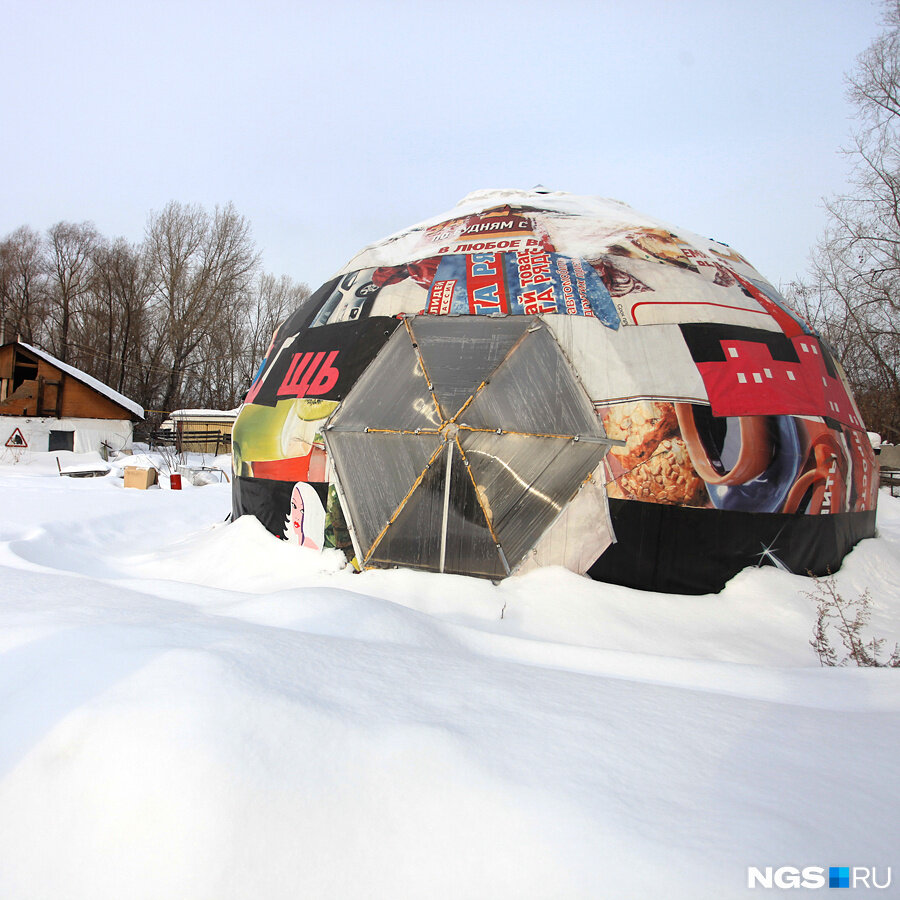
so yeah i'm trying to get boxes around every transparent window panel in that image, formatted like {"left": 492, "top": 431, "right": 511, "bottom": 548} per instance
{"left": 461, "top": 431, "right": 606, "bottom": 567}
{"left": 461, "top": 432, "right": 569, "bottom": 530}
{"left": 368, "top": 446, "right": 446, "bottom": 571}
{"left": 325, "top": 431, "right": 441, "bottom": 556}
{"left": 328, "top": 327, "right": 441, "bottom": 432}
{"left": 369, "top": 441, "right": 506, "bottom": 578}
{"left": 409, "top": 316, "right": 530, "bottom": 420}
{"left": 443, "top": 442, "right": 507, "bottom": 578}
{"left": 494, "top": 442, "right": 606, "bottom": 567}
{"left": 462, "top": 325, "right": 603, "bottom": 437}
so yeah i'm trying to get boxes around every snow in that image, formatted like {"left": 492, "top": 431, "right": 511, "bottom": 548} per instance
{"left": 0, "top": 452, "right": 898, "bottom": 899}
{"left": 18, "top": 342, "right": 144, "bottom": 419}
{"left": 337, "top": 188, "right": 741, "bottom": 278}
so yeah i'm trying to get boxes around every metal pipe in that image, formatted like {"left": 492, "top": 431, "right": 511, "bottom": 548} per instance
{"left": 439, "top": 439, "right": 453, "bottom": 573}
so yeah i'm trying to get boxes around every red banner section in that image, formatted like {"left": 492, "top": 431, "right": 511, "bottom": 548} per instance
{"left": 679, "top": 324, "right": 864, "bottom": 430}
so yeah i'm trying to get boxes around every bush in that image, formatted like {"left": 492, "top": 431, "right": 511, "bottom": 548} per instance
{"left": 806, "top": 575, "right": 900, "bottom": 667}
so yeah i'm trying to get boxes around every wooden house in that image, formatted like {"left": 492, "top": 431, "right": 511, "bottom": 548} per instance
{"left": 0, "top": 341, "right": 143, "bottom": 455}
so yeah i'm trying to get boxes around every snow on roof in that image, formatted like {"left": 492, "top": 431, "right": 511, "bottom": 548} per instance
{"left": 17, "top": 342, "right": 144, "bottom": 419}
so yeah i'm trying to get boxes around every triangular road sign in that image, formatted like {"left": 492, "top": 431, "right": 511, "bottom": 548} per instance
{"left": 5, "top": 428, "right": 28, "bottom": 448}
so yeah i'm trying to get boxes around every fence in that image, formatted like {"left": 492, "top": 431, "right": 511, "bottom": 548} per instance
{"left": 141, "top": 427, "right": 232, "bottom": 456}
{"left": 881, "top": 468, "right": 900, "bottom": 498}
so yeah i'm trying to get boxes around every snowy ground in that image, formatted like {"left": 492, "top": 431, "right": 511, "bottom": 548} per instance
{"left": 0, "top": 451, "right": 898, "bottom": 899}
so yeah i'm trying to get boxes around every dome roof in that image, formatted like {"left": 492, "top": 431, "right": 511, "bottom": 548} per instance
{"left": 231, "top": 190, "right": 877, "bottom": 593}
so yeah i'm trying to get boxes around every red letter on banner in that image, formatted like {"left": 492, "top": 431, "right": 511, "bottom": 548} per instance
{"left": 308, "top": 350, "right": 339, "bottom": 395}
{"left": 277, "top": 352, "right": 314, "bottom": 396}
{"left": 277, "top": 350, "right": 341, "bottom": 398}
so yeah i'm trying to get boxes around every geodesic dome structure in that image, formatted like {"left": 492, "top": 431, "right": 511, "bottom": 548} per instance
{"left": 231, "top": 189, "right": 877, "bottom": 593}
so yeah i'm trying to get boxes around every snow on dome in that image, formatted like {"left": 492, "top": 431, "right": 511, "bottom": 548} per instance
{"left": 231, "top": 190, "right": 877, "bottom": 593}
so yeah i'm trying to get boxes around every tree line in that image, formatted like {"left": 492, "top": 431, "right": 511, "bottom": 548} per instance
{"left": 0, "top": 201, "right": 310, "bottom": 422}
{"left": 789, "top": 0, "right": 900, "bottom": 442}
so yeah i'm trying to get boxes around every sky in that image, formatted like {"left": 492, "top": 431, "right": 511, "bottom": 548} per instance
{"left": 0, "top": 0, "right": 888, "bottom": 292}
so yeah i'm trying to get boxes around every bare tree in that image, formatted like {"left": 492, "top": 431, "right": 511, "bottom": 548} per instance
{"left": 0, "top": 203, "right": 314, "bottom": 414}
{"left": 45, "top": 221, "right": 99, "bottom": 363}
{"left": 796, "top": 1, "right": 900, "bottom": 440}
{"left": 239, "top": 272, "right": 310, "bottom": 389}
{"left": 145, "top": 201, "right": 259, "bottom": 411}
{"left": 80, "top": 237, "right": 154, "bottom": 397}
{"left": 0, "top": 226, "right": 49, "bottom": 345}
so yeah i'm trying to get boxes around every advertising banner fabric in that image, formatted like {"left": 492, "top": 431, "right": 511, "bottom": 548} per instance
{"left": 678, "top": 324, "right": 865, "bottom": 430}
{"left": 233, "top": 318, "right": 401, "bottom": 482}
{"left": 245, "top": 317, "right": 401, "bottom": 409}
{"left": 423, "top": 251, "right": 619, "bottom": 325}
{"left": 599, "top": 400, "right": 878, "bottom": 516}
{"left": 591, "top": 499, "right": 877, "bottom": 594}
{"left": 544, "top": 317, "right": 710, "bottom": 406}
{"left": 231, "top": 189, "right": 877, "bottom": 590}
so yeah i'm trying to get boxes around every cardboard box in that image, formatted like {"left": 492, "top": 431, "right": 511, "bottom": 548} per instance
{"left": 123, "top": 466, "right": 158, "bottom": 489}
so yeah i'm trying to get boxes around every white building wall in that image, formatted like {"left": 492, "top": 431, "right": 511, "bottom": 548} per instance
{"left": 0, "top": 416, "right": 134, "bottom": 457}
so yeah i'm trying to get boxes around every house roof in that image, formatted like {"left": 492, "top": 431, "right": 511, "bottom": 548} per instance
{"left": 9, "top": 342, "right": 144, "bottom": 419}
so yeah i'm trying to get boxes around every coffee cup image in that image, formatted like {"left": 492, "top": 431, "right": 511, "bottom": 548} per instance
{"left": 674, "top": 404, "right": 804, "bottom": 513}
{"left": 781, "top": 428, "right": 849, "bottom": 515}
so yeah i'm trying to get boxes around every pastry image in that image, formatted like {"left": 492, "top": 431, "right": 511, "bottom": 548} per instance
{"left": 603, "top": 401, "right": 708, "bottom": 506}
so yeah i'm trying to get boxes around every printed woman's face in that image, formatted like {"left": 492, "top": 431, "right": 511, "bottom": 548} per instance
{"left": 290, "top": 487, "right": 305, "bottom": 537}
